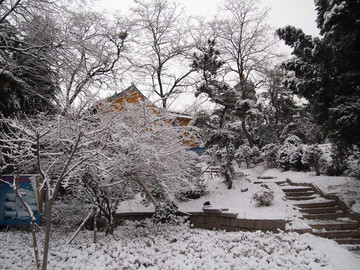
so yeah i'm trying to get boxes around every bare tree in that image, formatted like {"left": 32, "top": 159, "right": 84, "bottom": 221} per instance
{"left": 0, "top": 122, "right": 41, "bottom": 268}
{"left": 1, "top": 98, "right": 201, "bottom": 267}
{"left": 130, "top": 0, "right": 194, "bottom": 109}
{"left": 1, "top": 1, "right": 129, "bottom": 116}
{"left": 0, "top": 0, "right": 54, "bottom": 24}
{"left": 214, "top": 0, "right": 277, "bottom": 85}
{"left": 211, "top": 0, "right": 278, "bottom": 147}
{"left": 47, "top": 9, "right": 129, "bottom": 114}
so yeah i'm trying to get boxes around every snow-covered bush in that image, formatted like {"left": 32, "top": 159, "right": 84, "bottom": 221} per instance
{"left": 261, "top": 143, "right": 279, "bottom": 168}
{"left": 302, "top": 144, "right": 324, "bottom": 176}
{"left": 83, "top": 101, "right": 201, "bottom": 232}
{"left": 235, "top": 145, "right": 262, "bottom": 168}
{"left": 252, "top": 185, "right": 274, "bottom": 206}
{"left": 305, "top": 144, "right": 359, "bottom": 177}
{"left": 328, "top": 144, "right": 351, "bottom": 176}
{"left": 52, "top": 194, "right": 92, "bottom": 231}
{"left": 175, "top": 179, "right": 207, "bottom": 202}
{"left": 277, "top": 135, "right": 303, "bottom": 171}
{"left": 152, "top": 200, "right": 184, "bottom": 225}
{"left": 344, "top": 146, "right": 360, "bottom": 179}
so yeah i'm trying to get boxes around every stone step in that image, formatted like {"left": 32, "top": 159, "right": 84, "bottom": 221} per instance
{"left": 299, "top": 206, "right": 340, "bottom": 214}
{"left": 275, "top": 181, "right": 288, "bottom": 185}
{"left": 295, "top": 201, "right": 338, "bottom": 208}
{"left": 303, "top": 212, "right": 346, "bottom": 220}
{"left": 313, "top": 230, "right": 360, "bottom": 239}
{"left": 282, "top": 187, "right": 313, "bottom": 192}
{"left": 277, "top": 183, "right": 289, "bottom": 187}
{"left": 309, "top": 222, "right": 360, "bottom": 231}
{"left": 287, "top": 196, "right": 317, "bottom": 201}
{"left": 334, "top": 238, "right": 360, "bottom": 245}
{"left": 285, "top": 191, "right": 316, "bottom": 197}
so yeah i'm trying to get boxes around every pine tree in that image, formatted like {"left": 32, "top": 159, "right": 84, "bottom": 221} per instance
{"left": 0, "top": 17, "right": 58, "bottom": 117}
{"left": 276, "top": 0, "right": 360, "bottom": 147}
{"left": 192, "top": 39, "right": 256, "bottom": 148}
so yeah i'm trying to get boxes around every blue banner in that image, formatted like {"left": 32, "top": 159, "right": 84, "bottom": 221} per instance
{"left": 0, "top": 175, "right": 41, "bottom": 225}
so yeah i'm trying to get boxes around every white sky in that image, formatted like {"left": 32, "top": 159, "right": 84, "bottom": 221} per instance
{"left": 95, "top": 0, "right": 319, "bottom": 36}
{"left": 93, "top": 0, "right": 319, "bottom": 111}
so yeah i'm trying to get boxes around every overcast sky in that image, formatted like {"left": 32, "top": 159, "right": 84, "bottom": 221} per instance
{"left": 95, "top": 0, "right": 319, "bottom": 36}
{"left": 93, "top": 0, "right": 319, "bottom": 111}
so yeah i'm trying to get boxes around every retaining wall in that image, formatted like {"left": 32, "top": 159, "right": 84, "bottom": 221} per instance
{"left": 114, "top": 212, "right": 286, "bottom": 232}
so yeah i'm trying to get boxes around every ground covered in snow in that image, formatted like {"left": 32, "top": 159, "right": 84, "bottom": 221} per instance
{"left": 119, "top": 167, "right": 360, "bottom": 225}
{"left": 1, "top": 168, "right": 360, "bottom": 269}
{"left": 265, "top": 168, "right": 360, "bottom": 213}
{"left": 1, "top": 220, "right": 360, "bottom": 270}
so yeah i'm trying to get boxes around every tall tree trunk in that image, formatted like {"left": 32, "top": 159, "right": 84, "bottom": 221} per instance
{"left": 241, "top": 116, "right": 254, "bottom": 148}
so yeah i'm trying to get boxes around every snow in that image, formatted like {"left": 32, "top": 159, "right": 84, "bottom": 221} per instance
{"left": 264, "top": 168, "right": 360, "bottom": 213}
{"left": 119, "top": 165, "right": 360, "bottom": 228}
{"left": 177, "top": 170, "right": 295, "bottom": 220}
{"left": 1, "top": 221, "right": 360, "bottom": 270}
{"left": 1, "top": 167, "right": 360, "bottom": 269}
{"left": 323, "top": 2, "right": 346, "bottom": 27}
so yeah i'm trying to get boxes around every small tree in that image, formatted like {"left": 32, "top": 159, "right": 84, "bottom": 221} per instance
{"left": 0, "top": 113, "right": 105, "bottom": 270}
{"left": 82, "top": 101, "right": 201, "bottom": 233}
{"left": 219, "top": 144, "right": 235, "bottom": 189}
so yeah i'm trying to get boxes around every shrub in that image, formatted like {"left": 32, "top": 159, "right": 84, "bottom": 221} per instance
{"left": 252, "top": 185, "right": 274, "bottom": 206}
{"left": 261, "top": 143, "right": 279, "bottom": 168}
{"left": 302, "top": 144, "right": 324, "bottom": 175}
{"left": 277, "top": 135, "right": 303, "bottom": 170}
{"left": 152, "top": 200, "right": 183, "bottom": 225}
{"left": 141, "top": 184, "right": 168, "bottom": 207}
{"left": 344, "top": 146, "right": 360, "bottom": 179}
{"left": 175, "top": 180, "right": 206, "bottom": 202}
{"left": 235, "top": 145, "right": 262, "bottom": 168}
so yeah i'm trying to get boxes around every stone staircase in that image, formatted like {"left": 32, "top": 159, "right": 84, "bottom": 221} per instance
{"left": 281, "top": 183, "right": 360, "bottom": 245}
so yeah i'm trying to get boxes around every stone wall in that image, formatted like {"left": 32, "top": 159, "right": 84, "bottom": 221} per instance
{"left": 114, "top": 212, "right": 286, "bottom": 232}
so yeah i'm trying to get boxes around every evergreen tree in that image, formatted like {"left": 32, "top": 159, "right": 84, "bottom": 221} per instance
{"left": 258, "top": 68, "right": 299, "bottom": 144}
{"left": 0, "top": 18, "right": 58, "bottom": 117}
{"left": 192, "top": 39, "right": 257, "bottom": 148}
{"left": 276, "top": 0, "right": 360, "bottom": 146}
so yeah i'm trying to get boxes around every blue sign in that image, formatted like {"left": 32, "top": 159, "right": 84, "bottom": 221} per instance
{"left": 187, "top": 147, "right": 207, "bottom": 156}
{"left": 0, "top": 175, "right": 41, "bottom": 225}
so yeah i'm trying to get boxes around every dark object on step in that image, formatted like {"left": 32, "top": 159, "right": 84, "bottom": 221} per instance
{"left": 203, "top": 201, "right": 211, "bottom": 206}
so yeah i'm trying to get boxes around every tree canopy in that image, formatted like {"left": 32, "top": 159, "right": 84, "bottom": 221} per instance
{"left": 277, "top": 0, "right": 360, "bottom": 147}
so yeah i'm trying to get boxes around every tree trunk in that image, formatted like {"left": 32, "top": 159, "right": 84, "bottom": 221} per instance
{"left": 93, "top": 207, "right": 97, "bottom": 243}
{"left": 11, "top": 181, "right": 41, "bottom": 269}
{"left": 225, "top": 170, "right": 232, "bottom": 189}
{"left": 241, "top": 116, "right": 254, "bottom": 148}
{"left": 41, "top": 194, "right": 52, "bottom": 270}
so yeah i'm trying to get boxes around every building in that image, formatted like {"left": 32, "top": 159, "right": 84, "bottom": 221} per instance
{"left": 94, "top": 84, "right": 195, "bottom": 147}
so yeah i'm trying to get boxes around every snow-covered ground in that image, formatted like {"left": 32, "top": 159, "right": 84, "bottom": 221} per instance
{"left": 1, "top": 167, "right": 360, "bottom": 269}
{"left": 119, "top": 166, "right": 360, "bottom": 228}
{"left": 1, "top": 220, "right": 359, "bottom": 270}
{"left": 264, "top": 168, "right": 360, "bottom": 213}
